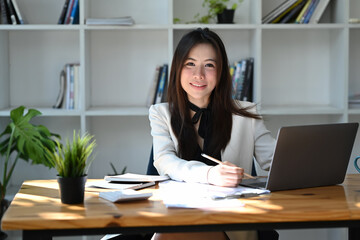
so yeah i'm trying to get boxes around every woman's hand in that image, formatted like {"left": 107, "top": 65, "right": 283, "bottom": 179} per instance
{"left": 207, "top": 161, "right": 244, "bottom": 187}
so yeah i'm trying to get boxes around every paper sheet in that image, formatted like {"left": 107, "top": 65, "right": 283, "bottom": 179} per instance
{"left": 159, "top": 180, "right": 270, "bottom": 209}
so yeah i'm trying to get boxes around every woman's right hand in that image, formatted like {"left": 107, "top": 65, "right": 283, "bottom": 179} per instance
{"left": 207, "top": 161, "right": 244, "bottom": 187}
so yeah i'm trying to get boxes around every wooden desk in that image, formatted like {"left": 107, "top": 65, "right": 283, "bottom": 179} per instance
{"left": 2, "top": 175, "right": 360, "bottom": 240}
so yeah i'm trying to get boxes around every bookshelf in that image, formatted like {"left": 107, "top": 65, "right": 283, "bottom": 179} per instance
{"left": 0, "top": 0, "right": 359, "bottom": 184}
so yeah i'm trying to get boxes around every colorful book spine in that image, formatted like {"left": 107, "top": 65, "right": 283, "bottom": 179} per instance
{"left": 69, "top": 0, "right": 79, "bottom": 24}
{"left": 58, "top": 0, "right": 70, "bottom": 24}
{"left": 295, "top": 0, "right": 312, "bottom": 23}
{"left": 303, "top": 0, "right": 319, "bottom": 23}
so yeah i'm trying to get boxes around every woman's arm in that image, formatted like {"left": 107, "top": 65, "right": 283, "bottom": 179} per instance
{"left": 149, "top": 104, "right": 212, "bottom": 183}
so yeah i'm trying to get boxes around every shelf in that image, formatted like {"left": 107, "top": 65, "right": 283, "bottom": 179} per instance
{"left": 85, "top": 107, "right": 149, "bottom": 116}
{"left": 172, "top": 24, "right": 257, "bottom": 30}
{"left": 259, "top": 105, "right": 345, "bottom": 116}
{"left": 84, "top": 25, "right": 170, "bottom": 30}
{"left": 261, "top": 24, "right": 346, "bottom": 29}
{"left": 348, "top": 108, "right": 360, "bottom": 115}
{"left": 0, "top": 25, "right": 81, "bottom": 31}
{"left": 0, "top": 108, "right": 82, "bottom": 117}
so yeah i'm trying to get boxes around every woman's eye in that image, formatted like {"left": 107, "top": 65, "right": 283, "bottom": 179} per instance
{"left": 205, "top": 63, "right": 215, "bottom": 68}
{"left": 185, "top": 62, "right": 195, "bottom": 67}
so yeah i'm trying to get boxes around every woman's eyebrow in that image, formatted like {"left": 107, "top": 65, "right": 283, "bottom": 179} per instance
{"left": 186, "top": 57, "right": 216, "bottom": 62}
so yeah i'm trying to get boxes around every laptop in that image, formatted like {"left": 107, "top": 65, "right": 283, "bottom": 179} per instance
{"left": 240, "top": 122, "right": 359, "bottom": 191}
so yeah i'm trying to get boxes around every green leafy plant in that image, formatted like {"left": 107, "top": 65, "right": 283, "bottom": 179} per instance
{"left": 195, "top": 0, "right": 243, "bottom": 24}
{"left": 48, "top": 130, "right": 96, "bottom": 178}
{"left": 0, "top": 106, "right": 60, "bottom": 203}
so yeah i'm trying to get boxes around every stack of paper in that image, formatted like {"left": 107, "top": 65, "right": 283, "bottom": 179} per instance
{"left": 159, "top": 180, "right": 270, "bottom": 209}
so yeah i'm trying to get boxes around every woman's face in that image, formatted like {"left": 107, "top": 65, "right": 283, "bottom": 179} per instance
{"left": 180, "top": 43, "right": 218, "bottom": 108}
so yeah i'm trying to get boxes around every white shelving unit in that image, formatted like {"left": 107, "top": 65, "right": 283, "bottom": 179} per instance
{"left": 0, "top": 0, "right": 359, "bottom": 185}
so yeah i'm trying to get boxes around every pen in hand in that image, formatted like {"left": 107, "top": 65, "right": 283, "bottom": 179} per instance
{"left": 201, "top": 153, "right": 256, "bottom": 180}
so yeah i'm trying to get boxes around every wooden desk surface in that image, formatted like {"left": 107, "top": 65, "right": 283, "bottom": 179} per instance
{"left": 2, "top": 175, "right": 360, "bottom": 231}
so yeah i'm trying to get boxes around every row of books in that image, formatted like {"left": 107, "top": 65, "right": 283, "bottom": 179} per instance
{"left": 53, "top": 63, "right": 80, "bottom": 110}
{"left": 58, "top": 0, "right": 79, "bottom": 25}
{"left": 146, "top": 64, "right": 169, "bottom": 107}
{"left": 262, "top": 0, "right": 330, "bottom": 24}
{"left": 0, "top": 0, "right": 24, "bottom": 24}
{"left": 230, "top": 58, "right": 254, "bottom": 102}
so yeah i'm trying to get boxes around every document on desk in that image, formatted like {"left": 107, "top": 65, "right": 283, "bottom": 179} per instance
{"left": 159, "top": 180, "right": 270, "bottom": 209}
{"left": 87, "top": 173, "right": 169, "bottom": 190}
{"left": 104, "top": 173, "right": 170, "bottom": 182}
{"left": 87, "top": 181, "right": 155, "bottom": 190}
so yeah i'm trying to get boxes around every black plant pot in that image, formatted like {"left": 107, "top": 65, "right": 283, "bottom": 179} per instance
{"left": 217, "top": 9, "right": 235, "bottom": 24}
{"left": 57, "top": 175, "right": 87, "bottom": 204}
{"left": 0, "top": 199, "right": 10, "bottom": 239}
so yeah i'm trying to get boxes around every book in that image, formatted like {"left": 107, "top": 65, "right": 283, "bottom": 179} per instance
{"left": 146, "top": 65, "right": 161, "bottom": 107}
{"left": 271, "top": 0, "right": 305, "bottom": 23}
{"left": 235, "top": 60, "right": 246, "bottom": 100}
{"left": 303, "top": 0, "right": 319, "bottom": 23}
{"left": 69, "top": 64, "right": 75, "bottom": 109}
{"left": 295, "top": 0, "right": 312, "bottom": 23}
{"left": 64, "top": 64, "right": 71, "bottom": 109}
{"left": 53, "top": 70, "right": 66, "bottom": 109}
{"left": 86, "top": 16, "right": 135, "bottom": 26}
{"left": 69, "top": 0, "right": 79, "bottom": 24}
{"left": 73, "top": 64, "right": 79, "bottom": 109}
{"left": 152, "top": 65, "right": 163, "bottom": 105}
{"left": 64, "top": 0, "right": 75, "bottom": 24}
{"left": 279, "top": 0, "right": 306, "bottom": 23}
{"left": 104, "top": 173, "right": 170, "bottom": 183}
{"left": 231, "top": 61, "right": 241, "bottom": 99}
{"left": 154, "top": 64, "right": 168, "bottom": 104}
{"left": 308, "top": 0, "right": 330, "bottom": 23}
{"left": 240, "top": 58, "right": 254, "bottom": 101}
{"left": 348, "top": 94, "right": 360, "bottom": 108}
{"left": 54, "top": 63, "right": 79, "bottom": 110}
{"left": 262, "top": 0, "right": 290, "bottom": 24}
{"left": 6, "top": 0, "right": 17, "bottom": 24}
{"left": 262, "top": 0, "right": 300, "bottom": 24}
{"left": 58, "top": 0, "right": 70, "bottom": 24}
{"left": 0, "top": 0, "right": 9, "bottom": 24}
{"left": 300, "top": 0, "right": 318, "bottom": 23}
{"left": 349, "top": 18, "right": 360, "bottom": 24}
{"left": 10, "top": 0, "right": 23, "bottom": 24}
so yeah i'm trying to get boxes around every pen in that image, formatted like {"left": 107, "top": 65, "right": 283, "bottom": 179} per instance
{"left": 201, "top": 153, "right": 256, "bottom": 179}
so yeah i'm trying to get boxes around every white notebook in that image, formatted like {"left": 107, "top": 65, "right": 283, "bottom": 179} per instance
{"left": 104, "top": 173, "right": 170, "bottom": 183}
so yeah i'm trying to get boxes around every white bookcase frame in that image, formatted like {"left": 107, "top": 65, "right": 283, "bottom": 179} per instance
{"left": 0, "top": 0, "right": 359, "bottom": 182}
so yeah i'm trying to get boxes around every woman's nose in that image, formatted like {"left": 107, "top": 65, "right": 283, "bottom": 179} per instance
{"left": 193, "top": 66, "right": 204, "bottom": 79}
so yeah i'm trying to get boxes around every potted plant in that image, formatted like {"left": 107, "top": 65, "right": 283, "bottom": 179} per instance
{"left": 0, "top": 106, "right": 60, "bottom": 238}
{"left": 195, "top": 0, "right": 243, "bottom": 24}
{"left": 47, "top": 130, "right": 96, "bottom": 204}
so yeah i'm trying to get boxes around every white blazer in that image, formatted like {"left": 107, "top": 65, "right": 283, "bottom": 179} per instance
{"left": 149, "top": 101, "right": 275, "bottom": 183}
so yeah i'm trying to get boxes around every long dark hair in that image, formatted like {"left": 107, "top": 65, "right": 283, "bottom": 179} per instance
{"left": 167, "top": 28, "right": 260, "bottom": 160}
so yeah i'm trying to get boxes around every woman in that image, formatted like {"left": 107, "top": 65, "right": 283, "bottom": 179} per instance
{"left": 149, "top": 28, "right": 276, "bottom": 240}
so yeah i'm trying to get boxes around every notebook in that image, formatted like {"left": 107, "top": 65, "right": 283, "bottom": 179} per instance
{"left": 240, "top": 122, "right": 359, "bottom": 191}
